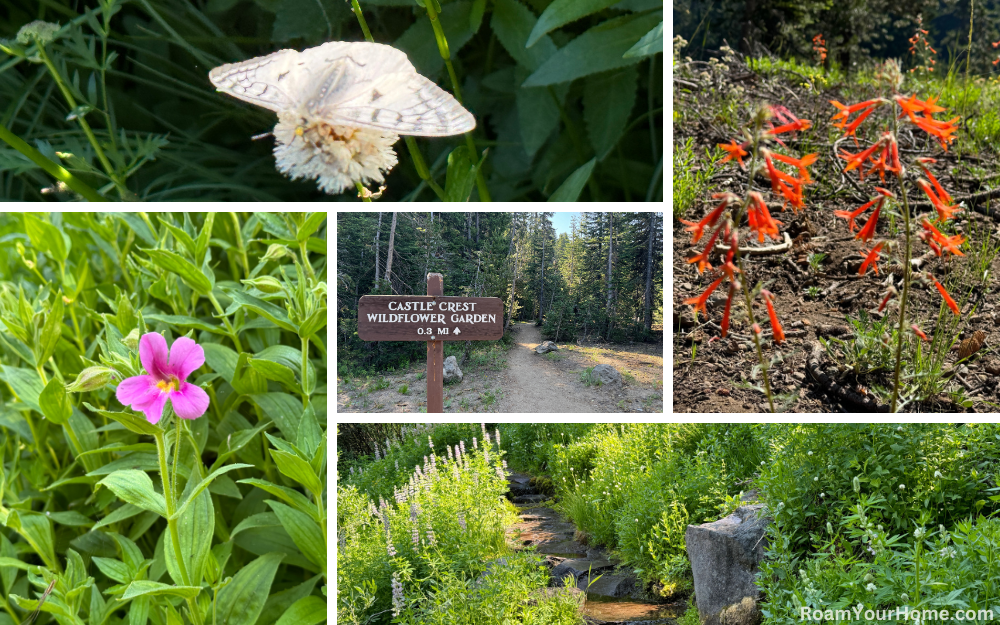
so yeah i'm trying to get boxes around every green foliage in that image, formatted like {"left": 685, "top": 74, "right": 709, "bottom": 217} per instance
{"left": 0, "top": 212, "right": 327, "bottom": 624}
{"left": 338, "top": 424, "right": 580, "bottom": 625}
{"left": 672, "top": 138, "right": 721, "bottom": 221}
{"left": 0, "top": 0, "right": 661, "bottom": 201}
{"left": 499, "top": 423, "right": 769, "bottom": 594}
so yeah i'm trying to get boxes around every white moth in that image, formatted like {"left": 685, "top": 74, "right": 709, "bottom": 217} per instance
{"left": 209, "top": 41, "right": 475, "bottom": 137}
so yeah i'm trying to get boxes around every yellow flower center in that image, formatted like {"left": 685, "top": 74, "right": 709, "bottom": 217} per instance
{"left": 156, "top": 376, "right": 180, "bottom": 393}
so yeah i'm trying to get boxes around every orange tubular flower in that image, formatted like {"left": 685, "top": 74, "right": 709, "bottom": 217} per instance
{"left": 919, "top": 219, "right": 965, "bottom": 257}
{"left": 911, "top": 324, "right": 929, "bottom": 341}
{"left": 912, "top": 115, "right": 960, "bottom": 150}
{"left": 916, "top": 158, "right": 952, "bottom": 204}
{"left": 934, "top": 280, "right": 960, "bottom": 315}
{"left": 684, "top": 277, "right": 725, "bottom": 320}
{"left": 916, "top": 179, "right": 960, "bottom": 222}
{"left": 681, "top": 192, "right": 738, "bottom": 243}
{"left": 771, "top": 152, "right": 817, "bottom": 182}
{"left": 855, "top": 199, "right": 883, "bottom": 243}
{"left": 859, "top": 241, "right": 885, "bottom": 275}
{"left": 878, "top": 286, "right": 898, "bottom": 312}
{"left": 720, "top": 284, "right": 736, "bottom": 337}
{"left": 747, "top": 192, "right": 783, "bottom": 242}
{"left": 834, "top": 197, "right": 879, "bottom": 233}
{"left": 719, "top": 140, "right": 749, "bottom": 168}
{"left": 762, "top": 290, "right": 785, "bottom": 344}
{"left": 896, "top": 94, "right": 946, "bottom": 122}
{"left": 767, "top": 119, "right": 812, "bottom": 136}
{"left": 687, "top": 225, "right": 724, "bottom": 274}
{"left": 839, "top": 142, "right": 883, "bottom": 178}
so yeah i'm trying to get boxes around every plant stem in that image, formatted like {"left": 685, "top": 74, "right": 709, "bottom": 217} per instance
{"left": 890, "top": 107, "right": 913, "bottom": 414}
{"left": 421, "top": 0, "right": 491, "bottom": 202}
{"left": 35, "top": 45, "right": 125, "bottom": 198}
{"left": 301, "top": 335, "right": 310, "bottom": 409}
{"left": 354, "top": 180, "right": 372, "bottom": 202}
{"left": 349, "top": 0, "right": 374, "bottom": 43}
{"left": 173, "top": 418, "right": 182, "bottom": 500}
{"left": 727, "top": 117, "right": 776, "bottom": 413}
{"left": 228, "top": 212, "right": 250, "bottom": 279}
{"left": 404, "top": 137, "right": 447, "bottom": 200}
{"left": 155, "top": 425, "right": 205, "bottom": 625}
{"left": 0, "top": 122, "right": 107, "bottom": 201}
{"left": 206, "top": 292, "right": 243, "bottom": 353}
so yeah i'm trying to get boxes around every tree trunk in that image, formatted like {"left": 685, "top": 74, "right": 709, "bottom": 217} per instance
{"left": 537, "top": 227, "right": 545, "bottom": 326}
{"left": 504, "top": 217, "right": 518, "bottom": 333}
{"left": 644, "top": 212, "right": 654, "bottom": 333}
{"left": 476, "top": 212, "right": 480, "bottom": 246}
{"left": 606, "top": 213, "right": 614, "bottom": 312}
{"left": 384, "top": 212, "right": 397, "bottom": 292}
{"left": 374, "top": 211, "right": 383, "bottom": 284}
{"left": 466, "top": 212, "right": 471, "bottom": 240}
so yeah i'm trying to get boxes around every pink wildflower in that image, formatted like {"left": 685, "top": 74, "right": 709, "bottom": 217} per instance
{"left": 115, "top": 332, "right": 210, "bottom": 424}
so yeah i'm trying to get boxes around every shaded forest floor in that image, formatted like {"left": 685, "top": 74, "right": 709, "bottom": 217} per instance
{"left": 673, "top": 57, "right": 1000, "bottom": 412}
{"left": 337, "top": 323, "right": 664, "bottom": 413}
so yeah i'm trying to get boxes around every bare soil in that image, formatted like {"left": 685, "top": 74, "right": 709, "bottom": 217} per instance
{"left": 336, "top": 322, "right": 664, "bottom": 413}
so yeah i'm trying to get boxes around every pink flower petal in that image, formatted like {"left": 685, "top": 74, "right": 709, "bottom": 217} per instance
{"left": 142, "top": 393, "right": 169, "bottom": 425}
{"left": 139, "top": 333, "right": 170, "bottom": 380}
{"left": 116, "top": 375, "right": 156, "bottom": 406}
{"left": 171, "top": 383, "right": 209, "bottom": 420}
{"left": 168, "top": 336, "right": 205, "bottom": 381}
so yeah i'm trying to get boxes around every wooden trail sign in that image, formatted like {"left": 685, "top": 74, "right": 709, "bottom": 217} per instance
{"left": 358, "top": 273, "right": 504, "bottom": 412}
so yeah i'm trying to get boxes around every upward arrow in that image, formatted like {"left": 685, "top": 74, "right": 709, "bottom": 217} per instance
{"left": 454, "top": 327, "right": 461, "bottom": 335}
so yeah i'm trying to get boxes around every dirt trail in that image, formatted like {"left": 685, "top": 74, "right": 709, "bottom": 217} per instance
{"left": 496, "top": 323, "right": 601, "bottom": 413}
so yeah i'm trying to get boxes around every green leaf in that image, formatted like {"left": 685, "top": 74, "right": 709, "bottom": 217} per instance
{"left": 444, "top": 146, "right": 486, "bottom": 202}
{"left": 549, "top": 158, "right": 597, "bottom": 201}
{"left": 93, "top": 556, "right": 131, "bottom": 584}
{"left": 623, "top": 20, "right": 662, "bottom": 58}
{"left": 120, "top": 581, "right": 202, "bottom": 600}
{"left": 275, "top": 596, "right": 326, "bottom": 625}
{"left": 23, "top": 213, "right": 70, "bottom": 261}
{"left": 255, "top": 346, "right": 316, "bottom": 390}
{"left": 157, "top": 218, "right": 197, "bottom": 258}
{"left": 255, "top": 575, "right": 322, "bottom": 625}
{"left": 142, "top": 249, "right": 213, "bottom": 295}
{"left": 212, "top": 421, "right": 272, "bottom": 471}
{"left": 171, "top": 463, "right": 253, "bottom": 520}
{"left": 517, "top": 84, "right": 561, "bottom": 158}
{"left": 214, "top": 553, "right": 285, "bottom": 625}
{"left": 526, "top": 0, "right": 621, "bottom": 48}
{"left": 92, "top": 504, "right": 143, "bottom": 532}
{"left": 234, "top": 352, "right": 268, "bottom": 396}
{"left": 98, "top": 470, "right": 167, "bottom": 517}
{"left": 469, "top": 0, "right": 486, "bottom": 33}
{"left": 39, "top": 377, "right": 72, "bottom": 425}
{"left": 248, "top": 357, "right": 298, "bottom": 392}
{"left": 238, "top": 478, "right": 320, "bottom": 523}
{"left": 523, "top": 12, "right": 662, "bottom": 87}
{"left": 491, "top": 0, "right": 558, "bottom": 71}
{"left": 295, "top": 213, "right": 326, "bottom": 242}
{"left": 203, "top": 343, "right": 239, "bottom": 385}
{"left": 583, "top": 67, "right": 638, "bottom": 160}
{"left": 225, "top": 290, "right": 297, "bottom": 333}
{"left": 266, "top": 501, "right": 325, "bottom": 571}
{"left": 144, "top": 314, "right": 228, "bottom": 335}
{"left": 297, "top": 307, "right": 327, "bottom": 340}
{"left": 165, "top": 472, "right": 214, "bottom": 587}
{"left": 115, "top": 213, "right": 157, "bottom": 247}
{"left": 195, "top": 213, "right": 215, "bottom": 266}
{"left": 0, "top": 366, "right": 43, "bottom": 413}
{"left": 296, "top": 405, "right": 321, "bottom": 459}
{"left": 5, "top": 511, "right": 57, "bottom": 571}
{"left": 47, "top": 510, "right": 93, "bottom": 527}
{"left": 270, "top": 449, "right": 323, "bottom": 499}
{"left": 36, "top": 294, "right": 64, "bottom": 367}
{"left": 249, "top": 393, "right": 302, "bottom": 440}
{"left": 84, "top": 403, "right": 163, "bottom": 436}
{"left": 395, "top": 2, "right": 475, "bottom": 74}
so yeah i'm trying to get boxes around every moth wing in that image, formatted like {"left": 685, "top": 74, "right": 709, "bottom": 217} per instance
{"left": 209, "top": 48, "right": 303, "bottom": 113}
{"left": 307, "top": 42, "right": 476, "bottom": 137}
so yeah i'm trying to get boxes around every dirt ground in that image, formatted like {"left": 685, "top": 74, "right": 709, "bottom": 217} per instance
{"left": 337, "top": 322, "right": 664, "bottom": 413}
{"left": 673, "top": 62, "right": 1000, "bottom": 413}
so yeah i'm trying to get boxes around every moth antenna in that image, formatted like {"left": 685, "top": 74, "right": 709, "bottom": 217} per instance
{"left": 250, "top": 131, "right": 274, "bottom": 141}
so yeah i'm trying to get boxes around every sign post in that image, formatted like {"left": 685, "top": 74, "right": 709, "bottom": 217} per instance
{"left": 358, "top": 273, "right": 504, "bottom": 413}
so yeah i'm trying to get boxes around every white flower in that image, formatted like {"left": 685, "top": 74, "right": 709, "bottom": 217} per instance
{"left": 901, "top": 593, "right": 909, "bottom": 602}
{"left": 814, "top": 476, "right": 819, "bottom": 482}
{"left": 899, "top": 484, "right": 905, "bottom": 490}
{"left": 808, "top": 451, "right": 813, "bottom": 456}
{"left": 934, "top": 470, "right": 943, "bottom": 479}
{"left": 820, "top": 492, "right": 826, "bottom": 497}
{"left": 273, "top": 111, "right": 398, "bottom": 194}
{"left": 866, "top": 583, "right": 877, "bottom": 592}
{"left": 914, "top": 527, "right": 925, "bottom": 539}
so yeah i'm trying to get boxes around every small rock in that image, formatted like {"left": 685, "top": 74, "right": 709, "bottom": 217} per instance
{"left": 591, "top": 364, "right": 622, "bottom": 386}
{"left": 792, "top": 372, "right": 806, "bottom": 381}
{"left": 717, "top": 388, "right": 730, "bottom": 396}
{"left": 535, "top": 340, "right": 559, "bottom": 354}
{"left": 443, "top": 356, "right": 463, "bottom": 383}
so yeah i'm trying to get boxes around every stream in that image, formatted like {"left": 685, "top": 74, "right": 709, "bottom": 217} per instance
{"left": 504, "top": 472, "right": 686, "bottom": 624}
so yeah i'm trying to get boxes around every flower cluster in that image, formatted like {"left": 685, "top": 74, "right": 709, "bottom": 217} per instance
{"left": 811, "top": 34, "right": 827, "bottom": 65}
{"left": 682, "top": 106, "right": 815, "bottom": 348}
{"left": 907, "top": 15, "right": 936, "bottom": 73}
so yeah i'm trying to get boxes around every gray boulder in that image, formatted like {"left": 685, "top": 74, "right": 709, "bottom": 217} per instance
{"left": 443, "top": 356, "right": 463, "bottom": 383}
{"left": 591, "top": 364, "right": 622, "bottom": 386}
{"left": 685, "top": 504, "right": 770, "bottom": 625}
{"left": 535, "top": 341, "right": 559, "bottom": 354}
